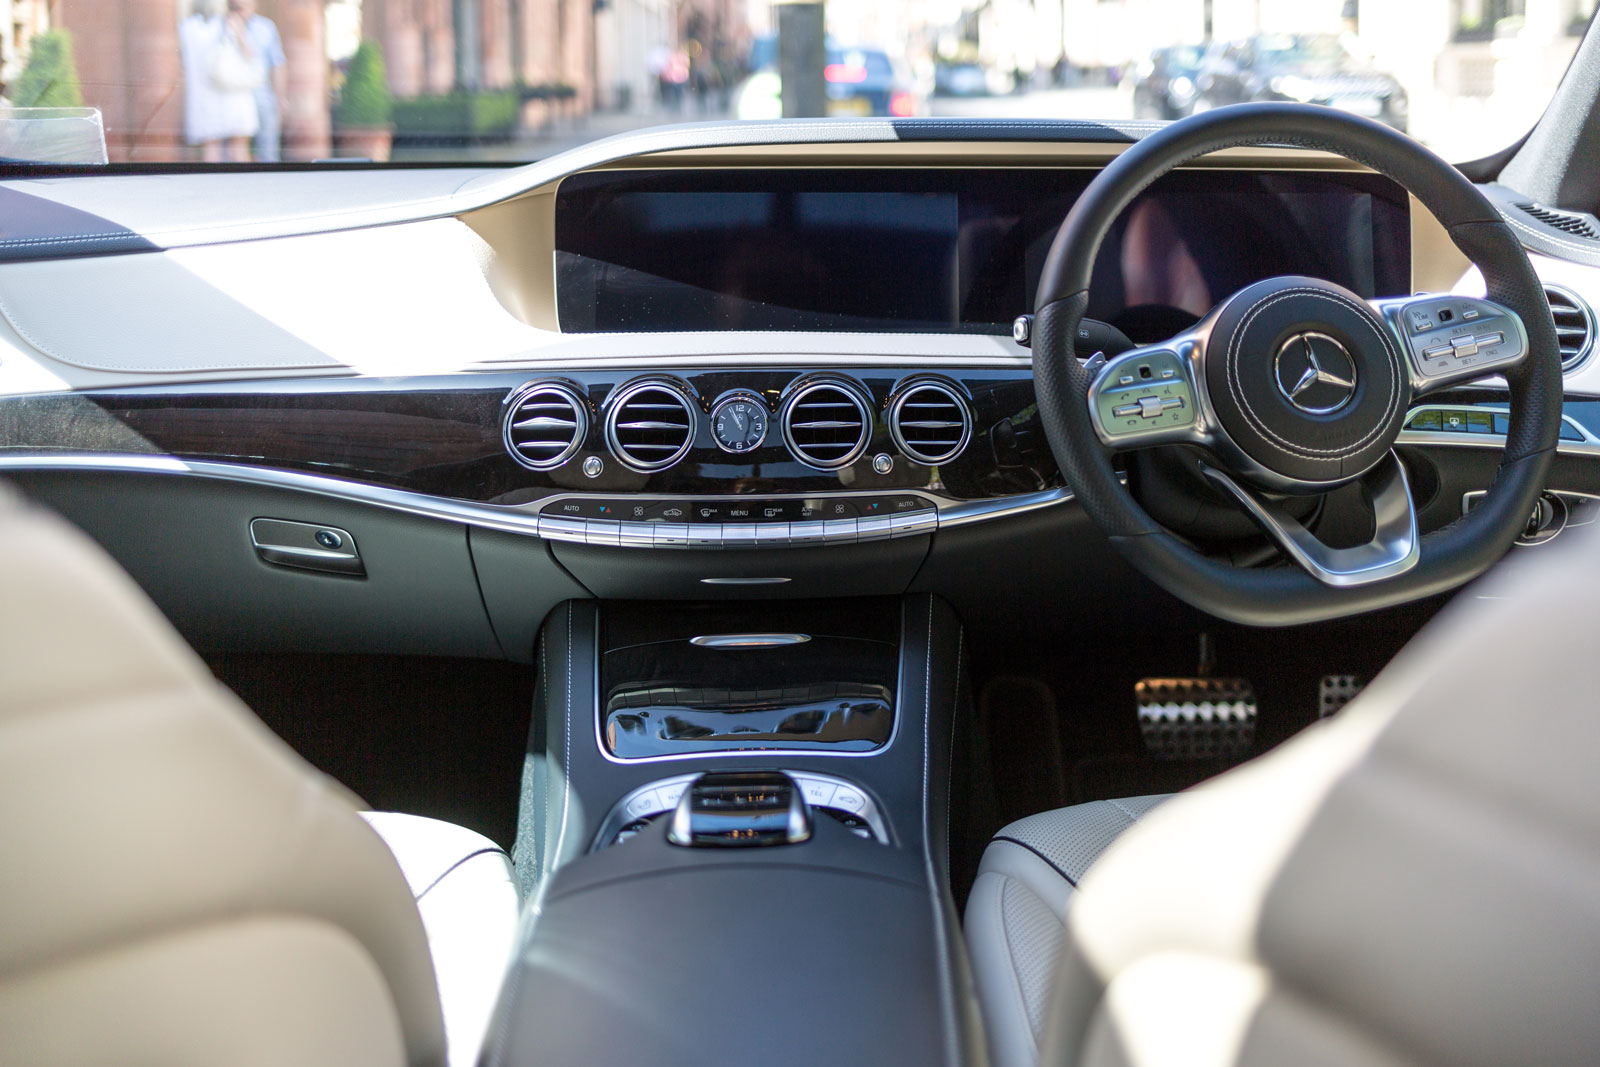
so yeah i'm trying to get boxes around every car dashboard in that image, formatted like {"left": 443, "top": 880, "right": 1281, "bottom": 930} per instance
{"left": 2, "top": 119, "right": 1598, "bottom": 660}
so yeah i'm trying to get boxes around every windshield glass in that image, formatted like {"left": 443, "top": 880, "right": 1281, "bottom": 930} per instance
{"left": 0, "top": 0, "right": 1592, "bottom": 166}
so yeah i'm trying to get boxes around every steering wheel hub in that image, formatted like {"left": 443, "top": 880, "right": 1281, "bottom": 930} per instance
{"left": 1203, "top": 276, "right": 1410, "bottom": 487}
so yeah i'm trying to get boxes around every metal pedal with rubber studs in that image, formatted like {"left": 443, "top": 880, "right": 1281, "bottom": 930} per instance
{"left": 1136, "top": 677, "right": 1257, "bottom": 761}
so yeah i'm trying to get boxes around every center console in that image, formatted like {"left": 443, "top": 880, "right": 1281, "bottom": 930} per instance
{"left": 483, "top": 595, "right": 984, "bottom": 1067}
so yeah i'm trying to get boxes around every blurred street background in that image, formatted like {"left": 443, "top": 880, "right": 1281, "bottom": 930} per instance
{"left": 1, "top": 0, "right": 1593, "bottom": 164}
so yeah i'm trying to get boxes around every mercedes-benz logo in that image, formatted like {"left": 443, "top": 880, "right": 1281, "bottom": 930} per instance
{"left": 1274, "top": 332, "right": 1357, "bottom": 414}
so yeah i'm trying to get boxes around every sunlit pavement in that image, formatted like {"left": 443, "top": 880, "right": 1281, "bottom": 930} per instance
{"left": 928, "top": 85, "right": 1135, "bottom": 122}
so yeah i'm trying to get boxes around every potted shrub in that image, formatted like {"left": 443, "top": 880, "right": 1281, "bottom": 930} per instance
{"left": 334, "top": 41, "right": 392, "bottom": 161}
{"left": 14, "top": 30, "right": 84, "bottom": 108}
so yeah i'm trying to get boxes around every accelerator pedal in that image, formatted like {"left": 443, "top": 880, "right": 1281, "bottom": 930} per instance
{"left": 1319, "top": 674, "right": 1367, "bottom": 719}
{"left": 1136, "top": 677, "right": 1257, "bottom": 761}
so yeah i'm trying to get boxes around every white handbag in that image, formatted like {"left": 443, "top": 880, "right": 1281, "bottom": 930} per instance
{"left": 206, "top": 27, "right": 265, "bottom": 93}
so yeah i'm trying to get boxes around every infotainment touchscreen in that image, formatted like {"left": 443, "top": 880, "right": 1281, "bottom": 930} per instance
{"left": 554, "top": 168, "right": 1410, "bottom": 341}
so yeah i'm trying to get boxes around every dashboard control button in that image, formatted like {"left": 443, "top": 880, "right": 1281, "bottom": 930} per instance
{"left": 691, "top": 502, "right": 727, "bottom": 522}
{"left": 624, "top": 790, "right": 662, "bottom": 820}
{"left": 618, "top": 523, "right": 655, "bottom": 547}
{"left": 827, "top": 786, "right": 866, "bottom": 814}
{"left": 1407, "top": 410, "right": 1442, "bottom": 431}
{"left": 823, "top": 518, "right": 858, "bottom": 543}
{"left": 795, "top": 499, "right": 835, "bottom": 520}
{"left": 872, "top": 453, "right": 894, "bottom": 475}
{"left": 651, "top": 502, "right": 690, "bottom": 522}
{"left": 885, "top": 495, "right": 933, "bottom": 513}
{"left": 538, "top": 516, "right": 586, "bottom": 542}
{"left": 582, "top": 456, "right": 604, "bottom": 478}
{"left": 685, "top": 524, "right": 722, "bottom": 548}
{"left": 652, "top": 523, "right": 691, "bottom": 547}
{"left": 787, "top": 520, "right": 826, "bottom": 545}
{"left": 819, "top": 499, "right": 859, "bottom": 519}
{"left": 890, "top": 511, "right": 937, "bottom": 536}
{"left": 1440, "top": 411, "right": 1467, "bottom": 432}
{"left": 799, "top": 779, "right": 837, "bottom": 808}
{"left": 856, "top": 516, "right": 894, "bottom": 541}
{"left": 584, "top": 521, "right": 622, "bottom": 547}
{"left": 754, "top": 523, "right": 791, "bottom": 547}
{"left": 720, "top": 523, "right": 760, "bottom": 547}
{"left": 1466, "top": 411, "right": 1494, "bottom": 434}
{"left": 722, "top": 500, "right": 760, "bottom": 522}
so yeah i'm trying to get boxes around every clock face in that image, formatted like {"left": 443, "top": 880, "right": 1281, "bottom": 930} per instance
{"left": 711, "top": 396, "right": 769, "bottom": 454}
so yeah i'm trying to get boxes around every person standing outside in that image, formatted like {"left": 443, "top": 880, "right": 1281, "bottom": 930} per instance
{"left": 180, "top": 0, "right": 262, "bottom": 162}
{"left": 229, "top": 0, "right": 286, "bottom": 162}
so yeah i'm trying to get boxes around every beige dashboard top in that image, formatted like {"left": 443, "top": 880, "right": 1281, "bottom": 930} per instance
{"left": 0, "top": 137, "right": 1559, "bottom": 397}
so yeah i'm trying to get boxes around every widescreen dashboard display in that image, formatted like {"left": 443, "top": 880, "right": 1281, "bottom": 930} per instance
{"left": 554, "top": 168, "right": 1411, "bottom": 342}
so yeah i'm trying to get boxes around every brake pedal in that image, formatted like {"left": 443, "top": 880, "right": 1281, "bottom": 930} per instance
{"left": 1136, "top": 677, "right": 1256, "bottom": 761}
{"left": 1319, "top": 674, "right": 1366, "bottom": 718}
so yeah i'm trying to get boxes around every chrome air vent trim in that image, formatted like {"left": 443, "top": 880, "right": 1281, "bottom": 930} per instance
{"left": 889, "top": 380, "right": 972, "bottom": 466}
{"left": 502, "top": 381, "right": 589, "bottom": 471}
{"left": 604, "top": 378, "right": 697, "bottom": 473}
{"left": 781, "top": 379, "right": 873, "bottom": 471}
{"left": 1544, "top": 284, "right": 1596, "bottom": 372}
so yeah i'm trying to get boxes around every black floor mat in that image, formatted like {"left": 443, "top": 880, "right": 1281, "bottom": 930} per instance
{"left": 208, "top": 654, "right": 534, "bottom": 849}
{"left": 978, "top": 611, "right": 1428, "bottom": 821}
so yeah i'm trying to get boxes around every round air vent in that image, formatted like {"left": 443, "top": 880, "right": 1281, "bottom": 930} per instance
{"left": 781, "top": 379, "right": 873, "bottom": 471}
{"left": 1546, "top": 285, "right": 1596, "bottom": 372}
{"left": 502, "top": 381, "right": 588, "bottom": 470}
{"left": 605, "top": 379, "right": 697, "bottom": 473}
{"left": 889, "top": 380, "right": 972, "bottom": 465}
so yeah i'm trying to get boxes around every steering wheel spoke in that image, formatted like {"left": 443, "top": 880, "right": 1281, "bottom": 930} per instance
{"left": 1199, "top": 451, "right": 1420, "bottom": 587}
{"left": 1372, "top": 293, "right": 1531, "bottom": 397}
{"left": 1086, "top": 342, "right": 1208, "bottom": 451}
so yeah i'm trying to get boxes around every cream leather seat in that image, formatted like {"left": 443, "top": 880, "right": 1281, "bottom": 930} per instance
{"left": 0, "top": 487, "right": 518, "bottom": 1067}
{"left": 968, "top": 525, "right": 1600, "bottom": 1067}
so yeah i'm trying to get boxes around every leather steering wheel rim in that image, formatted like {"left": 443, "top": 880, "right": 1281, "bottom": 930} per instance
{"left": 1033, "top": 102, "right": 1563, "bottom": 626}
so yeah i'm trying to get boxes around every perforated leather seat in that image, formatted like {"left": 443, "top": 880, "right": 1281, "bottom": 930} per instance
{"left": 965, "top": 798, "right": 1170, "bottom": 1067}
{"left": 0, "top": 486, "right": 517, "bottom": 1067}
{"left": 967, "top": 528, "right": 1600, "bottom": 1067}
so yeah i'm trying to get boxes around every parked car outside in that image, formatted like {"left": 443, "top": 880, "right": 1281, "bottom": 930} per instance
{"left": 735, "top": 39, "right": 921, "bottom": 119}
{"left": 1132, "top": 44, "right": 1207, "bottom": 119}
{"left": 1195, "top": 33, "right": 1408, "bottom": 131}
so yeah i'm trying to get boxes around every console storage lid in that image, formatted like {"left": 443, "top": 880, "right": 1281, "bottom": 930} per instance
{"left": 483, "top": 816, "right": 954, "bottom": 1067}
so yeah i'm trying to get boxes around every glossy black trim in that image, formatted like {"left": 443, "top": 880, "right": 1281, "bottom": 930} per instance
{"left": 0, "top": 367, "right": 1057, "bottom": 505}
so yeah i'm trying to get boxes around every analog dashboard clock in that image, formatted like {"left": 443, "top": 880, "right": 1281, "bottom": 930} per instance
{"left": 710, "top": 393, "right": 769, "bottom": 454}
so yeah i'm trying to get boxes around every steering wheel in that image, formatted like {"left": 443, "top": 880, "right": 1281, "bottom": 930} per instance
{"left": 1033, "top": 102, "right": 1563, "bottom": 626}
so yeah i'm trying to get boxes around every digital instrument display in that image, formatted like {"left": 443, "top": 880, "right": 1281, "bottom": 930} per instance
{"left": 554, "top": 168, "right": 1411, "bottom": 342}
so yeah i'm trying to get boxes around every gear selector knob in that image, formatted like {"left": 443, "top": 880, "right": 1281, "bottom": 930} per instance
{"left": 666, "top": 771, "right": 812, "bottom": 847}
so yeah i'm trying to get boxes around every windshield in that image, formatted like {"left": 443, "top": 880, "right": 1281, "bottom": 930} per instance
{"left": 0, "top": 0, "right": 1592, "bottom": 166}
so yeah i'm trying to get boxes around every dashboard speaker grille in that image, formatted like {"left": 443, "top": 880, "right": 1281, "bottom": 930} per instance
{"left": 606, "top": 380, "right": 697, "bottom": 472}
{"left": 503, "top": 381, "right": 588, "bottom": 470}
{"left": 890, "top": 381, "right": 972, "bottom": 465}
{"left": 1518, "top": 203, "right": 1600, "bottom": 239}
{"left": 782, "top": 381, "right": 872, "bottom": 470}
{"left": 1545, "top": 285, "right": 1596, "bottom": 371}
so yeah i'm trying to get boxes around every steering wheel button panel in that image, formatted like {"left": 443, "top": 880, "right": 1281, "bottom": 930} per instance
{"left": 1090, "top": 349, "right": 1199, "bottom": 444}
{"left": 1375, "top": 294, "right": 1529, "bottom": 393}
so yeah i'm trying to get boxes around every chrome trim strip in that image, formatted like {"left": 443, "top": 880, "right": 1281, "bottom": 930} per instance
{"left": 0, "top": 455, "right": 1077, "bottom": 544}
{"left": 689, "top": 633, "right": 812, "bottom": 648}
{"left": 698, "top": 576, "right": 792, "bottom": 585}
{"left": 1200, "top": 451, "right": 1421, "bottom": 588}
